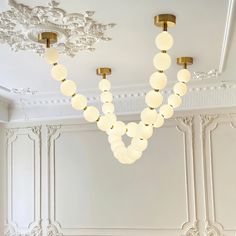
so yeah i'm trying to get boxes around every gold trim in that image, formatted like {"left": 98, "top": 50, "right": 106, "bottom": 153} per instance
{"left": 154, "top": 14, "right": 176, "bottom": 28}
{"left": 96, "top": 68, "right": 112, "bottom": 78}
{"left": 38, "top": 32, "right": 58, "bottom": 47}
{"left": 177, "top": 57, "right": 194, "bottom": 66}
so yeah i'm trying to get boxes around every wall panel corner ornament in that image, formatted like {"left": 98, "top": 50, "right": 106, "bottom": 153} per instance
{"left": 205, "top": 221, "right": 222, "bottom": 236}
{"left": 46, "top": 223, "right": 63, "bottom": 236}
{"left": 0, "top": 0, "right": 115, "bottom": 56}
{"left": 183, "top": 221, "right": 200, "bottom": 236}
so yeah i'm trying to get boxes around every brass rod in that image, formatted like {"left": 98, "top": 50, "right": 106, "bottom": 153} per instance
{"left": 46, "top": 39, "right": 50, "bottom": 48}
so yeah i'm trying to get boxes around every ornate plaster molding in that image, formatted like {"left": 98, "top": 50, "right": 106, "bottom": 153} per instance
{"left": 192, "top": 69, "right": 218, "bottom": 81}
{"left": 0, "top": 0, "right": 115, "bottom": 57}
{"left": 184, "top": 221, "right": 200, "bottom": 236}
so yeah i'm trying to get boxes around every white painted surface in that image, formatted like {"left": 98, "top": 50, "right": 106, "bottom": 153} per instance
{"left": 2, "top": 109, "right": 236, "bottom": 235}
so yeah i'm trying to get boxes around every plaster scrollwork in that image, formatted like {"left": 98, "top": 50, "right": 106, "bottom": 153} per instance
{"left": 31, "top": 126, "right": 42, "bottom": 137}
{"left": 176, "top": 116, "right": 194, "bottom": 128}
{"left": 0, "top": 0, "right": 115, "bottom": 57}
{"left": 183, "top": 221, "right": 200, "bottom": 236}
{"left": 205, "top": 221, "right": 222, "bottom": 236}
{"left": 200, "top": 114, "right": 218, "bottom": 135}
{"left": 46, "top": 223, "right": 63, "bottom": 236}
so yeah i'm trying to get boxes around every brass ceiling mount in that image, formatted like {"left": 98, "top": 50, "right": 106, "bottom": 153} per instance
{"left": 154, "top": 14, "right": 176, "bottom": 29}
{"left": 38, "top": 32, "right": 58, "bottom": 48}
{"left": 96, "top": 67, "right": 112, "bottom": 79}
{"left": 177, "top": 57, "right": 194, "bottom": 68}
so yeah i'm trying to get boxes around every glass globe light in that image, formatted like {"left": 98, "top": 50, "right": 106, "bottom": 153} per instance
{"left": 136, "top": 122, "right": 153, "bottom": 139}
{"left": 141, "top": 108, "right": 158, "bottom": 125}
{"left": 168, "top": 94, "right": 182, "bottom": 108}
{"left": 153, "top": 53, "right": 171, "bottom": 71}
{"left": 51, "top": 64, "right": 68, "bottom": 81}
{"left": 149, "top": 72, "right": 167, "bottom": 90}
{"left": 153, "top": 113, "right": 164, "bottom": 128}
{"left": 44, "top": 48, "right": 59, "bottom": 64}
{"left": 97, "top": 115, "right": 112, "bottom": 131}
{"left": 111, "top": 140, "right": 125, "bottom": 152}
{"left": 160, "top": 104, "right": 174, "bottom": 119}
{"left": 155, "top": 31, "right": 174, "bottom": 50}
{"left": 127, "top": 145, "right": 142, "bottom": 161}
{"left": 100, "top": 91, "right": 113, "bottom": 103}
{"left": 109, "top": 121, "right": 126, "bottom": 136}
{"left": 83, "top": 106, "right": 100, "bottom": 122}
{"left": 131, "top": 137, "right": 148, "bottom": 152}
{"left": 98, "top": 79, "right": 111, "bottom": 91}
{"left": 105, "top": 113, "right": 117, "bottom": 126}
{"left": 60, "top": 80, "right": 77, "bottom": 97}
{"left": 173, "top": 82, "right": 188, "bottom": 96}
{"left": 177, "top": 69, "right": 191, "bottom": 83}
{"left": 71, "top": 94, "right": 87, "bottom": 110}
{"left": 145, "top": 90, "right": 163, "bottom": 108}
{"left": 126, "top": 122, "right": 138, "bottom": 137}
{"left": 108, "top": 135, "right": 121, "bottom": 144}
{"left": 102, "top": 103, "right": 115, "bottom": 114}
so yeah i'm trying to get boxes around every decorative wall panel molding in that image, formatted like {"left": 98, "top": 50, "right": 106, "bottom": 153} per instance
{"left": 4, "top": 126, "right": 42, "bottom": 236}
{"left": 201, "top": 113, "right": 236, "bottom": 236}
{"left": 0, "top": 0, "right": 115, "bottom": 57}
{"left": 45, "top": 116, "right": 198, "bottom": 235}
{"left": 4, "top": 109, "right": 236, "bottom": 236}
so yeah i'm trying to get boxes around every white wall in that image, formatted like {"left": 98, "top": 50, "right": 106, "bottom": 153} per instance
{"left": 0, "top": 125, "right": 5, "bottom": 236}
{"left": 2, "top": 109, "right": 236, "bottom": 236}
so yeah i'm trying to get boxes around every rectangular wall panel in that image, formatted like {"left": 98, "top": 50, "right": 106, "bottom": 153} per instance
{"left": 47, "top": 116, "right": 197, "bottom": 235}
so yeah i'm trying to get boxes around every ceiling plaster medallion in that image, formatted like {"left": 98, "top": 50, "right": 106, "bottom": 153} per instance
{"left": 0, "top": 0, "right": 115, "bottom": 56}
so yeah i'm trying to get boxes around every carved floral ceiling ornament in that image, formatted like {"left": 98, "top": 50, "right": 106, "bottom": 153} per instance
{"left": 0, "top": 0, "right": 115, "bottom": 57}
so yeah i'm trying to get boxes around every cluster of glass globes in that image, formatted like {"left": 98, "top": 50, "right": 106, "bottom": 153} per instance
{"left": 44, "top": 29, "right": 191, "bottom": 165}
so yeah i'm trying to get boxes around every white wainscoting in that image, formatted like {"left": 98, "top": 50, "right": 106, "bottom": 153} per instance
{"left": 3, "top": 110, "right": 236, "bottom": 236}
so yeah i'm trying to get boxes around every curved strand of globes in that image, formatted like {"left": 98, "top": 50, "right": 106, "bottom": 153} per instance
{"left": 40, "top": 14, "right": 193, "bottom": 164}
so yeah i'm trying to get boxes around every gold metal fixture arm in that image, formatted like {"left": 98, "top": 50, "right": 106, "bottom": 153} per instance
{"left": 154, "top": 14, "right": 176, "bottom": 30}
{"left": 177, "top": 57, "right": 194, "bottom": 69}
{"left": 38, "top": 32, "right": 58, "bottom": 48}
{"left": 96, "top": 67, "right": 112, "bottom": 79}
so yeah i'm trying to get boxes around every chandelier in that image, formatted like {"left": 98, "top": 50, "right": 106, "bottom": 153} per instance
{"left": 38, "top": 14, "right": 193, "bottom": 165}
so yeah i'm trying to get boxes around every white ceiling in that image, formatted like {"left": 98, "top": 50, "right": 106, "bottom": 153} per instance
{"left": 0, "top": 0, "right": 234, "bottom": 100}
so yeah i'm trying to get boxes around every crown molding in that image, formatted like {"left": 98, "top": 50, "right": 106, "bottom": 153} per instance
{"left": 7, "top": 81, "right": 236, "bottom": 122}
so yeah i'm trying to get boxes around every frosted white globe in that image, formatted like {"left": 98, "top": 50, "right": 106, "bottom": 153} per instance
{"left": 126, "top": 122, "right": 138, "bottom": 137}
{"left": 71, "top": 94, "right": 87, "bottom": 110}
{"left": 153, "top": 113, "right": 164, "bottom": 128}
{"left": 141, "top": 108, "right": 158, "bottom": 125}
{"left": 102, "top": 103, "right": 115, "bottom": 114}
{"left": 83, "top": 106, "right": 99, "bottom": 122}
{"left": 136, "top": 122, "right": 153, "bottom": 139}
{"left": 131, "top": 137, "right": 148, "bottom": 152}
{"left": 44, "top": 48, "right": 59, "bottom": 64}
{"left": 97, "top": 115, "right": 112, "bottom": 131}
{"left": 127, "top": 145, "right": 142, "bottom": 161}
{"left": 177, "top": 69, "right": 191, "bottom": 83}
{"left": 153, "top": 53, "right": 171, "bottom": 71}
{"left": 105, "top": 113, "right": 117, "bottom": 126}
{"left": 173, "top": 82, "right": 188, "bottom": 96}
{"left": 149, "top": 72, "right": 167, "bottom": 90}
{"left": 145, "top": 90, "right": 163, "bottom": 108}
{"left": 168, "top": 94, "right": 182, "bottom": 108}
{"left": 155, "top": 31, "right": 174, "bottom": 50}
{"left": 100, "top": 91, "right": 113, "bottom": 103}
{"left": 98, "top": 79, "right": 111, "bottom": 91}
{"left": 60, "top": 80, "right": 77, "bottom": 97}
{"left": 51, "top": 64, "right": 68, "bottom": 81}
{"left": 113, "top": 146, "right": 126, "bottom": 159}
{"left": 111, "top": 140, "right": 125, "bottom": 152}
{"left": 109, "top": 121, "right": 126, "bottom": 136}
{"left": 108, "top": 135, "right": 121, "bottom": 144}
{"left": 160, "top": 104, "right": 174, "bottom": 119}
